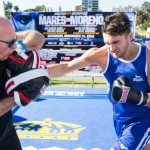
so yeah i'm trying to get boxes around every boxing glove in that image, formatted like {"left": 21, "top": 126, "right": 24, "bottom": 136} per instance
{"left": 112, "top": 76, "right": 149, "bottom": 106}
{"left": 5, "top": 68, "right": 49, "bottom": 106}
{"left": 5, "top": 47, "right": 40, "bottom": 76}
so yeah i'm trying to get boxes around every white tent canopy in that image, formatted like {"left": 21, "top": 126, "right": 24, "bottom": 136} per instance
{"left": 0, "top": 0, "right": 5, "bottom": 17}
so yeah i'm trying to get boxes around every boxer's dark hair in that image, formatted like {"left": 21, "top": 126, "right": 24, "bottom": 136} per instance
{"left": 102, "top": 12, "right": 132, "bottom": 36}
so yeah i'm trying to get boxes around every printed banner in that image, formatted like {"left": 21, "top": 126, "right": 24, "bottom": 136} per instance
{"left": 11, "top": 11, "right": 136, "bottom": 65}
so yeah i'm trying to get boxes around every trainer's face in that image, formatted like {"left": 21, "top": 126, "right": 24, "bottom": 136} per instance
{"left": 0, "top": 25, "right": 17, "bottom": 60}
{"left": 103, "top": 32, "right": 132, "bottom": 59}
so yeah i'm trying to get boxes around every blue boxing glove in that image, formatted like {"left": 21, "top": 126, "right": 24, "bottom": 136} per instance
{"left": 5, "top": 68, "right": 49, "bottom": 106}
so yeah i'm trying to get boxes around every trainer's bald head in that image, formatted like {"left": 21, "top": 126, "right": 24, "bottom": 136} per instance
{"left": 0, "top": 16, "right": 15, "bottom": 37}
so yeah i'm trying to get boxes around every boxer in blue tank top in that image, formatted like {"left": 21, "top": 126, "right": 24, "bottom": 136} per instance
{"left": 104, "top": 44, "right": 150, "bottom": 150}
{"left": 47, "top": 12, "right": 150, "bottom": 149}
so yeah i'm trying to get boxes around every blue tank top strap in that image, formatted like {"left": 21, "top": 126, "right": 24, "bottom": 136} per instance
{"left": 132, "top": 44, "right": 147, "bottom": 73}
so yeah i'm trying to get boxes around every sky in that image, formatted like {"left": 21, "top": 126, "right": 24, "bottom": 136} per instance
{"left": 3, "top": 0, "right": 149, "bottom": 12}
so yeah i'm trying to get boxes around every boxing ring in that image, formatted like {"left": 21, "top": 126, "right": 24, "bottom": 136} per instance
{"left": 13, "top": 37, "right": 150, "bottom": 150}
{"left": 12, "top": 87, "right": 117, "bottom": 150}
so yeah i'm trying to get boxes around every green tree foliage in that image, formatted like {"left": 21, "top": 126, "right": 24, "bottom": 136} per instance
{"left": 23, "top": 8, "right": 38, "bottom": 12}
{"left": 14, "top": 6, "right": 19, "bottom": 12}
{"left": 121, "top": 1, "right": 150, "bottom": 30}
{"left": 141, "top": 1, "right": 150, "bottom": 15}
{"left": 23, "top": 5, "right": 46, "bottom": 12}
{"left": 35, "top": 5, "right": 46, "bottom": 11}
{"left": 137, "top": 1, "right": 150, "bottom": 30}
{"left": 4, "top": 1, "right": 13, "bottom": 19}
{"left": 124, "top": 5, "right": 134, "bottom": 12}
{"left": 141, "top": 1, "right": 150, "bottom": 23}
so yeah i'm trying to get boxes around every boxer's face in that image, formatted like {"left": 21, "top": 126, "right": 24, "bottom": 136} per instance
{"left": 103, "top": 32, "right": 132, "bottom": 59}
{"left": 0, "top": 26, "right": 17, "bottom": 61}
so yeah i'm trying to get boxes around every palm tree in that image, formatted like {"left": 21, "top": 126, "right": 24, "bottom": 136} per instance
{"left": 3, "top": 1, "right": 13, "bottom": 19}
{"left": 14, "top": 6, "right": 19, "bottom": 12}
{"left": 5, "top": 1, "right": 13, "bottom": 11}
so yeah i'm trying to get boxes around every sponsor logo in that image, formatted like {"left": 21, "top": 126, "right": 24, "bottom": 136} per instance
{"left": 14, "top": 118, "right": 85, "bottom": 140}
{"left": 61, "top": 56, "right": 71, "bottom": 61}
{"left": 133, "top": 75, "right": 143, "bottom": 82}
{"left": 40, "top": 84, "right": 47, "bottom": 94}
{"left": 43, "top": 91, "right": 85, "bottom": 96}
{"left": 119, "top": 86, "right": 130, "bottom": 103}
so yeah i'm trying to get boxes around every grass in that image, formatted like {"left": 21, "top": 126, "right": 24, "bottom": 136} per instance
{"left": 50, "top": 77, "right": 107, "bottom": 88}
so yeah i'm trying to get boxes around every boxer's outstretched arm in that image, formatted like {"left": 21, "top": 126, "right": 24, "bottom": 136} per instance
{"left": 46, "top": 49, "right": 96, "bottom": 78}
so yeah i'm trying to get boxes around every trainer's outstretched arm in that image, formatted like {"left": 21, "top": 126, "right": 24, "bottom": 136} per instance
{"left": 16, "top": 30, "right": 45, "bottom": 50}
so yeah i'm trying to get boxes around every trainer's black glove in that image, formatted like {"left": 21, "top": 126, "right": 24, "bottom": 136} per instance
{"left": 5, "top": 68, "right": 49, "bottom": 106}
{"left": 112, "top": 76, "right": 149, "bottom": 106}
{"left": 5, "top": 47, "right": 40, "bottom": 76}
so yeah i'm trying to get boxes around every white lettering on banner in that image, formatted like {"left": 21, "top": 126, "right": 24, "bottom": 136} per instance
{"left": 44, "top": 27, "right": 65, "bottom": 32}
{"left": 39, "top": 16, "right": 67, "bottom": 25}
{"left": 75, "top": 27, "right": 96, "bottom": 32}
{"left": 72, "top": 11, "right": 87, "bottom": 15}
{"left": 70, "top": 16, "right": 104, "bottom": 25}
{"left": 54, "top": 12, "right": 66, "bottom": 15}
{"left": 87, "top": 35, "right": 94, "bottom": 38}
{"left": 43, "top": 91, "right": 85, "bottom": 96}
{"left": 40, "top": 53, "right": 57, "bottom": 60}
{"left": 47, "top": 35, "right": 63, "bottom": 37}
{"left": 39, "top": 15, "right": 104, "bottom": 25}
{"left": 64, "top": 35, "right": 81, "bottom": 38}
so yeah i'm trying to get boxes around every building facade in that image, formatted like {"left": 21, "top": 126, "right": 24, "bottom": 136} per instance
{"left": 82, "top": 0, "right": 99, "bottom": 11}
